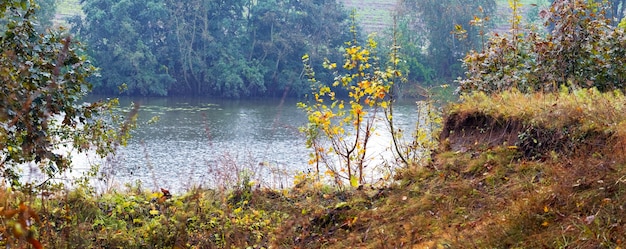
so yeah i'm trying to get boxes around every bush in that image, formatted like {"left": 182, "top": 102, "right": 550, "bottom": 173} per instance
{"left": 458, "top": 0, "right": 626, "bottom": 94}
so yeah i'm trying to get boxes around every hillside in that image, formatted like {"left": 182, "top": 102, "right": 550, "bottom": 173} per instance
{"left": 276, "top": 89, "right": 626, "bottom": 248}
{"left": 338, "top": 0, "right": 399, "bottom": 34}
{"left": 337, "top": 0, "right": 549, "bottom": 35}
{"left": 55, "top": 0, "right": 82, "bottom": 20}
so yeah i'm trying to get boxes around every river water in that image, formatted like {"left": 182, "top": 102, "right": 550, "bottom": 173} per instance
{"left": 29, "top": 96, "right": 422, "bottom": 192}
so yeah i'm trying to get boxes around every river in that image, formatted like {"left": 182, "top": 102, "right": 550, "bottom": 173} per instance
{"left": 29, "top": 96, "right": 423, "bottom": 192}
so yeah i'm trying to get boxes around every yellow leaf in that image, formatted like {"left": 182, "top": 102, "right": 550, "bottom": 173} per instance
{"left": 149, "top": 209, "right": 159, "bottom": 215}
{"left": 325, "top": 170, "right": 335, "bottom": 177}
{"left": 234, "top": 207, "right": 243, "bottom": 214}
{"left": 350, "top": 176, "right": 359, "bottom": 188}
{"left": 380, "top": 101, "right": 388, "bottom": 109}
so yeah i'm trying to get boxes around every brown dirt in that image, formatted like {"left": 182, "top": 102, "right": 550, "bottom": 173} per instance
{"left": 439, "top": 112, "right": 524, "bottom": 151}
{"left": 439, "top": 111, "right": 614, "bottom": 160}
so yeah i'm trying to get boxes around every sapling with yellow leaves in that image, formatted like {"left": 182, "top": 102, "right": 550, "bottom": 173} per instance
{"left": 299, "top": 31, "right": 403, "bottom": 187}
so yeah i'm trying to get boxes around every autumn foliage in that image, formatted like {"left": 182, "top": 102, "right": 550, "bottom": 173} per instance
{"left": 298, "top": 30, "right": 402, "bottom": 187}
{"left": 0, "top": 196, "right": 42, "bottom": 249}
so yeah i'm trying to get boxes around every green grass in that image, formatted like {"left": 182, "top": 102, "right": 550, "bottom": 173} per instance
{"left": 52, "top": 0, "right": 83, "bottom": 27}
{"left": 338, "top": 0, "right": 552, "bottom": 35}
{"left": 56, "top": 0, "right": 82, "bottom": 17}
{"left": 339, "top": 0, "right": 398, "bottom": 34}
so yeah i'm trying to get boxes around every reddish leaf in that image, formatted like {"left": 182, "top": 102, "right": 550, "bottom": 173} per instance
{"left": 27, "top": 237, "right": 43, "bottom": 249}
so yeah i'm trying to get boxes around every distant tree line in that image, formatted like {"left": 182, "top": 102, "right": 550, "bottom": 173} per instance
{"left": 50, "top": 0, "right": 502, "bottom": 97}
{"left": 68, "top": 0, "right": 503, "bottom": 97}
{"left": 49, "top": 0, "right": 626, "bottom": 97}
{"left": 70, "top": 0, "right": 352, "bottom": 97}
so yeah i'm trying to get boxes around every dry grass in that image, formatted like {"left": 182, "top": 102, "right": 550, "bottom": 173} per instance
{"left": 451, "top": 88, "right": 626, "bottom": 132}
{"left": 283, "top": 88, "right": 626, "bottom": 248}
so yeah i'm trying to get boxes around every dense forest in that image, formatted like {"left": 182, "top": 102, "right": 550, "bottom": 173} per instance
{"left": 67, "top": 0, "right": 352, "bottom": 97}
{"left": 43, "top": 0, "right": 498, "bottom": 97}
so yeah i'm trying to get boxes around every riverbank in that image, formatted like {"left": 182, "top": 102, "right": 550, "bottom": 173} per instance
{"left": 2, "top": 88, "right": 626, "bottom": 248}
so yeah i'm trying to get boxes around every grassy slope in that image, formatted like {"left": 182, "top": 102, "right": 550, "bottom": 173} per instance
{"left": 336, "top": 0, "right": 549, "bottom": 35}
{"left": 338, "top": 0, "right": 398, "bottom": 34}
{"left": 56, "top": 0, "right": 81, "bottom": 16}
{"left": 277, "top": 89, "right": 626, "bottom": 248}
{"left": 53, "top": 0, "right": 82, "bottom": 27}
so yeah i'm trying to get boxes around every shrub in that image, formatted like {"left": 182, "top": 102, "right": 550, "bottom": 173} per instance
{"left": 298, "top": 32, "right": 397, "bottom": 187}
{"left": 0, "top": 0, "right": 131, "bottom": 186}
{"left": 458, "top": 0, "right": 626, "bottom": 94}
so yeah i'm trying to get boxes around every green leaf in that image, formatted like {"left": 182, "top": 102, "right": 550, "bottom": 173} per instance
{"left": 334, "top": 201, "right": 349, "bottom": 209}
{"left": 619, "top": 17, "right": 626, "bottom": 29}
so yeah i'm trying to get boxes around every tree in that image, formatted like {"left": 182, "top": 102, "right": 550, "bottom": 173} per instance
{"left": 33, "top": 0, "right": 56, "bottom": 30}
{"left": 247, "top": 0, "right": 351, "bottom": 96}
{"left": 607, "top": 0, "right": 626, "bottom": 23}
{"left": 400, "top": 0, "right": 496, "bottom": 79}
{"left": 299, "top": 24, "right": 405, "bottom": 186}
{"left": 77, "top": 0, "right": 175, "bottom": 95}
{"left": 1, "top": 0, "right": 56, "bottom": 32}
{"left": 76, "top": 0, "right": 353, "bottom": 97}
{"left": 163, "top": 0, "right": 263, "bottom": 97}
{"left": 162, "top": 0, "right": 351, "bottom": 97}
{"left": 1, "top": 0, "right": 128, "bottom": 186}
{"left": 392, "top": 8, "right": 434, "bottom": 89}
{"left": 547, "top": 0, "right": 626, "bottom": 25}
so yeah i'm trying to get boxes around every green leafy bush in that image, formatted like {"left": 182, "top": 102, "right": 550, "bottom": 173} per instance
{"left": 0, "top": 0, "right": 129, "bottom": 186}
{"left": 459, "top": 0, "right": 626, "bottom": 94}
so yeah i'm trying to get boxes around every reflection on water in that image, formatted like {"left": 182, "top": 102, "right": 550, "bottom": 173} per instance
{"left": 31, "top": 96, "right": 421, "bottom": 192}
